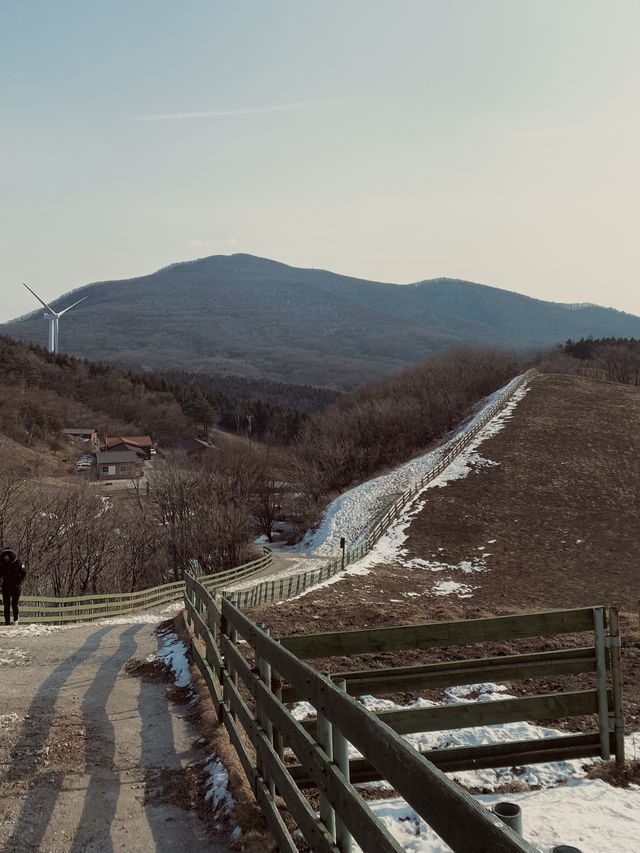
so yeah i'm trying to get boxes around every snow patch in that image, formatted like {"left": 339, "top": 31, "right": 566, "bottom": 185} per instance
{"left": 432, "top": 580, "right": 476, "bottom": 598}
{"left": 0, "top": 623, "right": 71, "bottom": 637}
{"left": 204, "top": 756, "right": 238, "bottom": 832}
{"left": 297, "top": 377, "right": 529, "bottom": 558}
{"left": 155, "top": 629, "right": 192, "bottom": 689}
{"left": 97, "top": 613, "right": 168, "bottom": 626}
{"left": 0, "top": 647, "right": 29, "bottom": 665}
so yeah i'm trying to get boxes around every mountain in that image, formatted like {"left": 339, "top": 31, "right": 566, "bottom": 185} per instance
{"left": 5, "top": 254, "right": 640, "bottom": 388}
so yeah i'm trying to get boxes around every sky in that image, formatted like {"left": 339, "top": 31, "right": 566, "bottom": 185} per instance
{"left": 1, "top": 0, "right": 640, "bottom": 321}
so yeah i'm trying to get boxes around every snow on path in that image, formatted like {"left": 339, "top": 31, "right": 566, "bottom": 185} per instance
{"left": 298, "top": 376, "right": 530, "bottom": 558}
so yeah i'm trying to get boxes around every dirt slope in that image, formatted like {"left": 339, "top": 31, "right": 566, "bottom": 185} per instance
{"left": 252, "top": 374, "right": 640, "bottom": 725}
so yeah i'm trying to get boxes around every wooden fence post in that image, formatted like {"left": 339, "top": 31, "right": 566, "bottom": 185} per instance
{"left": 317, "top": 704, "right": 336, "bottom": 841}
{"left": 593, "top": 607, "right": 611, "bottom": 760}
{"left": 608, "top": 607, "right": 625, "bottom": 766}
{"left": 332, "top": 678, "right": 352, "bottom": 853}
{"left": 257, "top": 626, "right": 276, "bottom": 799}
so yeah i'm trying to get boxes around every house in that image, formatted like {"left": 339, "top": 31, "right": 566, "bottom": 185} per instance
{"left": 63, "top": 427, "right": 100, "bottom": 452}
{"left": 105, "top": 435, "right": 154, "bottom": 459}
{"left": 96, "top": 450, "right": 144, "bottom": 481}
{"left": 179, "top": 437, "right": 217, "bottom": 454}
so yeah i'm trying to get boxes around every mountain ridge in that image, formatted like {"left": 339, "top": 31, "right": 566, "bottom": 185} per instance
{"left": 4, "top": 254, "right": 640, "bottom": 388}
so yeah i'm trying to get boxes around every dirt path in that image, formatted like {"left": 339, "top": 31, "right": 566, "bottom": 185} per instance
{"left": 0, "top": 618, "right": 227, "bottom": 853}
{"left": 225, "top": 546, "right": 321, "bottom": 593}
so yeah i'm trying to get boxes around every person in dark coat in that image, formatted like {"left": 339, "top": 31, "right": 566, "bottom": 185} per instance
{"left": 0, "top": 549, "right": 26, "bottom": 626}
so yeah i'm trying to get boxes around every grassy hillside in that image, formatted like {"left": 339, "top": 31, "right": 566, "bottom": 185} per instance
{"left": 4, "top": 254, "right": 640, "bottom": 388}
{"left": 252, "top": 373, "right": 640, "bottom": 719}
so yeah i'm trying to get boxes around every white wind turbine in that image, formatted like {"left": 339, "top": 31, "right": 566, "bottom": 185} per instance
{"left": 22, "top": 283, "right": 88, "bottom": 354}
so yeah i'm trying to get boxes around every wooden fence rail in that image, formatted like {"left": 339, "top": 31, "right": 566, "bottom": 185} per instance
{"left": 184, "top": 573, "right": 540, "bottom": 853}
{"left": 18, "top": 549, "right": 272, "bottom": 623}
{"left": 279, "top": 604, "right": 625, "bottom": 775}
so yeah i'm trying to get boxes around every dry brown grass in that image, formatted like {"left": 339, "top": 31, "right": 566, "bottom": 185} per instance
{"left": 586, "top": 760, "right": 640, "bottom": 787}
{"left": 250, "top": 374, "right": 640, "bottom": 727}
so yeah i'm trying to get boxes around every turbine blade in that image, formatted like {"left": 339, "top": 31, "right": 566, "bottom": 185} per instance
{"left": 57, "top": 295, "right": 88, "bottom": 316}
{"left": 23, "top": 282, "right": 56, "bottom": 315}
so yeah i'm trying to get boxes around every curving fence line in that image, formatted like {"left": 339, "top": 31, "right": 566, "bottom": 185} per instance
{"left": 19, "top": 549, "right": 273, "bottom": 623}
{"left": 223, "top": 369, "right": 538, "bottom": 609}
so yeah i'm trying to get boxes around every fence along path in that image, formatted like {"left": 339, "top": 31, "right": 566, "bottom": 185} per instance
{"left": 19, "top": 549, "right": 273, "bottom": 623}
{"left": 184, "top": 573, "right": 539, "bottom": 853}
{"left": 225, "top": 369, "right": 537, "bottom": 608}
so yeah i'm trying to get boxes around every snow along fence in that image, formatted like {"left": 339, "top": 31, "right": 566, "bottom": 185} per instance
{"left": 224, "top": 369, "right": 538, "bottom": 609}
{"left": 18, "top": 548, "right": 273, "bottom": 623}
{"left": 184, "top": 572, "right": 540, "bottom": 853}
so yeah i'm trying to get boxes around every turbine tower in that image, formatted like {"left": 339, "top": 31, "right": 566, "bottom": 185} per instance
{"left": 22, "top": 283, "right": 88, "bottom": 354}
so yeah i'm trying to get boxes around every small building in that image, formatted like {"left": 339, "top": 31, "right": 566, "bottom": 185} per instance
{"left": 63, "top": 427, "right": 100, "bottom": 452}
{"left": 105, "top": 435, "right": 154, "bottom": 459}
{"left": 96, "top": 450, "right": 144, "bottom": 481}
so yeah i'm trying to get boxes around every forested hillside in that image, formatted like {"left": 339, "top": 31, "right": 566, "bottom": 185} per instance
{"left": 4, "top": 253, "right": 640, "bottom": 387}
{"left": 293, "top": 347, "right": 520, "bottom": 503}
{"left": 0, "top": 336, "right": 318, "bottom": 450}
{"left": 0, "top": 340, "right": 524, "bottom": 599}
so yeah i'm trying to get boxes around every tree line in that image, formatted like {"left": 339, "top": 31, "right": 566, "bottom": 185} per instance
{"left": 0, "top": 441, "right": 285, "bottom": 596}
{"left": 1, "top": 342, "right": 523, "bottom": 597}
{"left": 537, "top": 338, "right": 640, "bottom": 386}
{"left": 0, "top": 336, "right": 315, "bottom": 450}
{"left": 291, "top": 347, "right": 520, "bottom": 509}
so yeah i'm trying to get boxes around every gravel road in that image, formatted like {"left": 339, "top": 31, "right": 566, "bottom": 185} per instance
{"left": 0, "top": 617, "right": 227, "bottom": 853}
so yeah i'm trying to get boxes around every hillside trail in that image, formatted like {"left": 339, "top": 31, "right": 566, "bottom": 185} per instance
{"left": 0, "top": 616, "right": 229, "bottom": 853}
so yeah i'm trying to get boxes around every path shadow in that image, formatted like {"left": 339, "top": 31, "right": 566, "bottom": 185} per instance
{"left": 3, "top": 626, "right": 116, "bottom": 852}
{"left": 68, "top": 625, "right": 140, "bottom": 853}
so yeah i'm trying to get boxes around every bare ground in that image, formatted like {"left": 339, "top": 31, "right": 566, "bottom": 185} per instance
{"left": 249, "top": 374, "right": 640, "bottom": 729}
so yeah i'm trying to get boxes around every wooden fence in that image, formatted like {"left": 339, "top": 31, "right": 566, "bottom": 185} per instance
{"left": 18, "top": 549, "right": 272, "bottom": 623}
{"left": 226, "top": 369, "right": 538, "bottom": 609}
{"left": 184, "top": 573, "right": 546, "bottom": 853}
{"left": 279, "top": 605, "right": 625, "bottom": 784}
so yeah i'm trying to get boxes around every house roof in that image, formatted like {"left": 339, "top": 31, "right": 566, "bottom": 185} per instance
{"left": 63, "top": 428, "right": 97, "bottom": 435}
{"left": 106, "top": 435, "right": 153, "bottom": 448}
{"left": 107, "top": 442, "right": 147, "bottom": 457}
{"left": 180, "top": 437, "right": 216, "bottom": 451}
{"left": 96, "top": 450, "right": 142, "bottom": 464}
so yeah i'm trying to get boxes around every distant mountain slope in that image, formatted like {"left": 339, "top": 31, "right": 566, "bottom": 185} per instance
{"left": 4, "top": 254, "right": 640, "bottom": 388}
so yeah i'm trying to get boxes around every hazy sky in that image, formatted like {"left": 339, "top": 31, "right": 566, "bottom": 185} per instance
{"left": 2, "top": 0, "right": 640, "bottom": 322}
